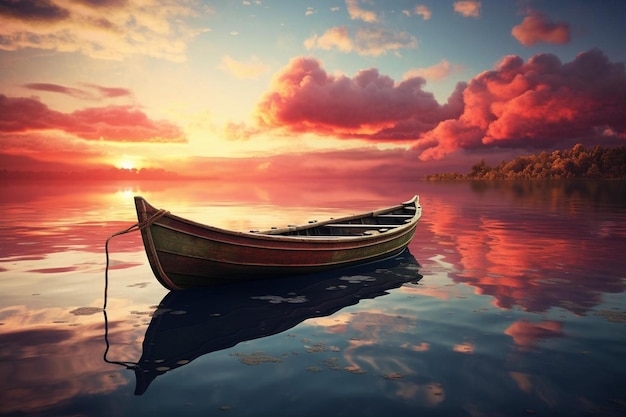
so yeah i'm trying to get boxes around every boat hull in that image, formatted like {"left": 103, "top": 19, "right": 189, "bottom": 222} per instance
{"left": 135, "top": 196, "right": 421, "bottom": 290}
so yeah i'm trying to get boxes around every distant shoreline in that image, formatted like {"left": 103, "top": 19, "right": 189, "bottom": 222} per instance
{"left": 425, "top": 144, "right": 626, "bottom": 181}
{"left": 1, "top": 144, "right": 624, "bottom": 182}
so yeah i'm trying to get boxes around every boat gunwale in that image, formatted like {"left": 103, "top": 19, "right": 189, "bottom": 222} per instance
{"left": 149, "top": 214, "right": 418, "bottom": 247}
{"left": 137, "top": 195, "right": 420, "bottom": 244}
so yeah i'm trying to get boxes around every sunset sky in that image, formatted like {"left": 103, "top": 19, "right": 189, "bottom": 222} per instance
{"left": 1, "top": 0, "right": 625, "bottom": 179}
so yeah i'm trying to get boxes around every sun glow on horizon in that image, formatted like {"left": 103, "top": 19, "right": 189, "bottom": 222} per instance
{"left": 116, "top": 156, "right": 140, "bottom": 170}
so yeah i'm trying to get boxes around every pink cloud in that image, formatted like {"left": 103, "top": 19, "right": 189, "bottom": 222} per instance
{"left": 0, "top": 94, "right": 184, "bottom": 142}
{"left": 453, "top": 1, "right": 481, "bottom": 18}
{"left": 403, "top": 59, "right": 465, "bottom": 82}
{"left": 255, "top": 57, "right": 462, "bottom": 140}
{"left": 512, "top": 10, "right": 571, "bottom": 46}
{"left": 414, "top": 49, "right": 626, "bottom": 159}
{"left": 255, "top": 48, "right": 624, "bottom": 160}
{"left": 23, "top": 83, "right": 132, "bottom": 100}
{"left": 414, "top": 5, "right": 432, "bottom": 20}
{"left": 81, "top": 84, "right": 132, "bottom": 98}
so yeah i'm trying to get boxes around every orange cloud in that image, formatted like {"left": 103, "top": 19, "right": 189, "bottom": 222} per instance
{"left": 415, "top": 49, "right": 626, "bottom": 160}
{"left": 345, "top": 0, "right": 379, "bottom": 23}
{"left": 304, "top": 26, "right": 417, "bottom": 57}
{"left": 0, "top": 94, "right": 184, "bottom": 142}
{"left": 255, "top": 57, "right": 462, "bottom": 140}
{"left": 304, "top": 26, "right": 353, "bottom": 53}
{"left": 453, "top": 1, "right": 481, "bottom": 18}
{"left": 403, "top": 59, "right": 465, "bottom": 82}
{"left": 512, "top": 10, "right": 571, "bottom": 47}
{"left": 219, "top": 55, "right": 269, "bottom": 79}
{"left": 0, "top": 0, "right": 202, "bottom": 61}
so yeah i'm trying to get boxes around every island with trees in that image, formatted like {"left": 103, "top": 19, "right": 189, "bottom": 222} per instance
{"left": 425, "top": 144, "right": 626, "bottom": 180}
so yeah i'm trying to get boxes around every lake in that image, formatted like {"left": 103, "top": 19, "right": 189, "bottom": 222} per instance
{"left": 1, "top": 179, "right": 625, "bottom": 417}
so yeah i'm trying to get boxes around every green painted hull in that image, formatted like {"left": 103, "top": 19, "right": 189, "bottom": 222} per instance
{"left": 135, "top": 195, "right": 421, "bottom": 290}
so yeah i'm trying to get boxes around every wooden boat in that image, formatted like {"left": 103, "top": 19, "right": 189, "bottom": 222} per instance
{"left": 103, "top": 252, "right": 421, "bottom": 395}
{"left": 134, "top": 195, "right": 421, "bottom": 290}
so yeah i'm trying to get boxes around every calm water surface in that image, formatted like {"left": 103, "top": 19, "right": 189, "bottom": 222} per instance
{"left": 1, "top": 180, "right": 625, "bottom": 417}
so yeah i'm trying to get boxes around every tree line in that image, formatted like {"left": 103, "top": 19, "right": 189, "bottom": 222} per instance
{"left": 425, "top": 144, "right": 626, "bottom": 180}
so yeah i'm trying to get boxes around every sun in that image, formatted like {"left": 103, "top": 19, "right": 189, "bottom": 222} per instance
{"left": 116, "top": 156, "right": 139, "bottom": 170}
{"left": 120, "top": 160, "right": 134, "bottom": 170}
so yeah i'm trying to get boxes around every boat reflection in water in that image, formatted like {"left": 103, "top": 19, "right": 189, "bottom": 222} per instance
{"left": 105, "top": 250, "right": 421, "bottom": 395}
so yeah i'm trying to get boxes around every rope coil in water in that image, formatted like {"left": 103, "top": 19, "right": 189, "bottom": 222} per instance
{"left": 103, "top": 209, "right": 169, "bottom": 309}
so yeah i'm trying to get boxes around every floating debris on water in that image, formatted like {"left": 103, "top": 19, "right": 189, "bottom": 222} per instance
{"left": 127, "top": 282, "right": 150, "bottom": 288}
{"left": 251, "top": 295, "right": 308, "bottom": 304}
{"left": 325, "top": 285, "right": 348, "bottom": 290}
{"left": 151, "top": 308, "right": 172, "bottom": 317}
{"left": 427, "top": 382, "right": 445, "bottom": 396}
{"left": 345, "top": 366, "right": 366, "bottom": 375}
{"left": 305, "top": 342, "right": 327, "bottom": 353}
{"left": 130, "top": 310, "right": 152, "bottom": 316}
{"left": 69, "top": 307, "right": 102, "bottom": 316}
{"left": 321, "top": 358, "right": 341, "bottom": 370}
{"left": 231, "top": 352, "right": 282, "bottom": 366}
{"left": 383, "top": 372, "right": 405, "bottom": 380}
{"left": 340, "top": 275, "right": 376, "bottom": 284}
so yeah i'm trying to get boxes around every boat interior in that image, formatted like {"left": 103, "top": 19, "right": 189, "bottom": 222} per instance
{"left": 254, "top": 205, "right": 417, "bottom": 238}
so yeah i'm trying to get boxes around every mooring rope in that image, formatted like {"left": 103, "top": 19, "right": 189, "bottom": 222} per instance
{"left": 102, "top": 308, "right": 140, "bottom": 369}
{"left": 103, "top": 209, "right": 169, "bottom": 310}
